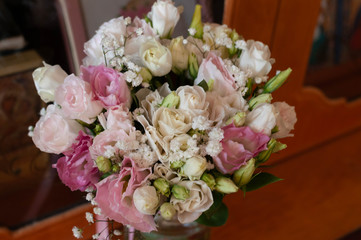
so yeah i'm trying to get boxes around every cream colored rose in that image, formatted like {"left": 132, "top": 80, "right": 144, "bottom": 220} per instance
{"left": 153, "top": 162, "right": 181, "bottom": 184}
{"left": 169, "top": 36, "right": 189, "bottom": 73}
{"left": 246, "top": 103, "right": 276, "bottom": 136}
{"left": 133, "top": 186, "right": 159, "bottom": 215}
{"left": 32, "top": 62, "right": 68, "bottom": 103}
{"left": 170, "top": 180, "right": 213, "bottom": 223}
{"left": 152, "top": 107, "right": 192, "bottom": 137}
{"left": 149, "top": 0, "right": 181, "bottom": 38}
{"left": 238, "top": 40, "right": 274, "bottom": 78}
{"left": 140, "top": 38, "right": 172, "bottom": 76}
{"left": 176, "top": 86, "right": 208, "bottom": 117}
{"left": 182, "top": 156, "right": 207, "bottom": 180}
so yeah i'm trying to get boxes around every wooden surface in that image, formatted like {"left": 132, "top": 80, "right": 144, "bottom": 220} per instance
{"left": 0, "top": 204, "right": 95, "bottom": 240}
{"left": 0, "top": 50, "right": 42, "bottom": 77}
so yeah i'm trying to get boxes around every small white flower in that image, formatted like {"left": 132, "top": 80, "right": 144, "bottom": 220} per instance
{"left": 93, "top": 207, "right": 102, "bottom": 215}
{"left": 192, "top": 115, "right": 211, "bottom": 131}
{"left": 235, "top": 40, "right": 247, "bottom": 50}
{"left": 91, "top": 199, "right": 97, "bottom": 206}
{"left": 206, "top": 140, "right": 223, "bottom": 157}
{"left": 86, "top": 192, "right": 94, "bottom": 201}
{"left": 203, "top": 25, "right": 211, "bottom": 32}
{"left": 188, "top": 28, "right": 196, "bottom": 36}
{"left": 202, "top": 44, "right": 210, "bottom": 52}
{"left": 85, "top": 212, "right": 94, "bottom": 223}
{"left": 39, "top": 108, "right": 46, "bottom": 116}
{"left": 92, "top": 233, "right": 100, "bottom": 239}
{"left": 182, "top": 39, "right": 188, "bottom": 45}
{"left": 125, "top": 17, "right": 131, "bottom": 25}
{"left": 136, "top": 28, "right": 143, "bottom": 36}
{"left": 72, "top": 226, "right": 83, "bottom": 239}
{"left": 85, "top": 186, "right": 94, "bottom": 192}
{"left": 113, "top": 230, "right": 122, "bottom": 236}
{"left": 208, "top": 127, "right": 224, "bottom": 142}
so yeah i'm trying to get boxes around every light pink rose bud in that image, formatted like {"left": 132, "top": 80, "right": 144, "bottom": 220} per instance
{"left": 272, "top": 102, "right": 297, "bottom": 139}
{"left": 32, "top": 104, "right": 83, "bottom": 154}
{"left": 55, "top": 74, "right": 103, "bottom": 124}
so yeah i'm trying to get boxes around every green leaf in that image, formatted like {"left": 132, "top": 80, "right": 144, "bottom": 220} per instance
{"left": 204, "top": 191, "right": 223, "bottom": 218}
{"left": 245, "top": 172, "right": 283, "bottom": 192}
{"left": 196, "top": 202, "right": 228, "bottom": 227}
{"left": 198, "top": 80, "right": 209, "bottom": 91}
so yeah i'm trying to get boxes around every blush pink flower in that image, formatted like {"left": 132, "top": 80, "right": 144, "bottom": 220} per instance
{"left": 95, "top": 157, "right": 156, "bottom": 232}
{"left": 55, "top": 74, "right": 103, "bottom": 124}
{"left": 194, "top": 51, "right": 236, "bottom": 97}
{"left": 81, "top": 65, "right": 131, "bottom": 108}
{"left": 213, "top": 124, "right": 270, "bottom": 174}
{"left": 53, "top": 131, "right": 100, "bottom": 191}
{"left": 32, "top": 104, "right": 83, "bottom": 154}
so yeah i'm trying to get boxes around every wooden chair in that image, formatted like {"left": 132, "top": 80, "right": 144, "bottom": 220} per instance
{"left": 214, "top": 0, "right": 361, "bottom": 239}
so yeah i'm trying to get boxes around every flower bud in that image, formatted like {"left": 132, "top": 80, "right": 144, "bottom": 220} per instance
{"left": 169, "top": 36, "right": 189, "bottom": 74}
{"left": 139, "top": 67, "right": 152, "bottom": 83}
{"left": 161, "top": 91, "right": 180, "bottom": 108}
{"left": 233, "top": 158, "right": 256, "bottom": 187}
{"left": 189, "top": 4, "right": 203, "bottom": 39}
{"left": 230, "top": 29, "right": 239, "bottom": 42}
{"left": 189, "top": 53, "right": 199, "bottom": 79}
{"left": 273, "top": 141, "right": 287, "bottom": 153}
{"left": 201, "top": 173, "right": 216, "bottom": 190}
{"left": 215, "top": 176, "right": 238, "bottom": 194}
{"left": 95, "top": 156, "right": 111, "bottom": 173}
{"left": 111, "top": 164, "right": 120, "bottom": 173}
{"left": 160, "top": 202, "right": 176, "bottom": 221}
{"left": 170, "top": 160, "right": 185, "bottom": 170}
{"left": 226, "top": 112, "right": 246, "bottom": 127}
{"left": 153, "top": 178, "right": 171, "bottom": 197}
{"left": 32, "top": 62, "right": 68, "bottom": 103}
{"left": 263, "top": 68, "right": 292, "bottom": 93}
{"left": 249, "top": 94, "right": 273, "bottom": 110}
{"left": 182, "top": 156, "right": 207, "bottom": 180}
{"left": 133, "top": 186, "right": 159, "bottom": 215}
{"left": 171, "top": 184, "right": 190, "bottom": 200}
{"left": 257, "top": 139, "right": 277, "bottom": 164}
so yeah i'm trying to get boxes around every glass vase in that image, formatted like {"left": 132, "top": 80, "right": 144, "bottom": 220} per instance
{"left": 122, "top": 216, "right": 210, "bottom": 240}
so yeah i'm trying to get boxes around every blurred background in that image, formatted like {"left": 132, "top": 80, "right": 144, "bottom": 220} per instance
{"left": 1, "top": 0, "right": 361, "bottom": 239}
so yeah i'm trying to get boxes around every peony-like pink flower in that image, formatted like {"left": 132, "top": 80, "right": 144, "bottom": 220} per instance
{"left": 32, "top": 104, "right": 83, "bottom": 154}
{"left": 55, "top": 74, "right": 103, "bottom": 124}
{"left": 53, "top": 131, "right": 100, "bottom": 191}
{"left": 89, "top": 129, "right": 136, "bottom": 160}
{"left": 194, "top": 51, "right": 236, "bottom": 97}
{"left": 213, "top": 124, "right": 270, "bottom": 174}
{"left": 95, "top": 157, "right": 156, "bottom": 232}
{"left": 81, "top": 65, "right": 131, "bottom": 108}
{"left": 104, "top": 105, "right": 134, "bottom": 133}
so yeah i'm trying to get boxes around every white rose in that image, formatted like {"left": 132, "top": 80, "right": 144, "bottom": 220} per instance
{"left": 152, "top": 107, "right": 192, "bottom": 137}
{"left": 32, "top": 62, "right": 68, "bottom": 103}
{"left": 182, "top": 156, "right": 207, "bottom": 180}
{"left": 238, "top": 40, "right": 274, "bottom": 78}
{"left": 32, "top": 104, "right": 83, "bottom": 154}
{"left": 133, "top": 186, "right": 159, "bottom": 215}
{"left": 170, "top": 180, "right": 213, "bottom": 223}
{"left": 176, "top": 86, "right": 208, "bottom": 117}
{"left": 153, "top": 162, "right": 181, "bottom": 184}
{"left": 149, "top": 0, "right": 180, "bottom": 38}
{"left": 272, "top": 102, "right": 297, "bottom": 139}
{"left": 246, "top": 103, "right": 276, "bottom": 136}
{"left": 140, "top": 38, "right": 172, "bottom": 76}
{"left": 169, "top": 36, "right": 189, "bottom": 73}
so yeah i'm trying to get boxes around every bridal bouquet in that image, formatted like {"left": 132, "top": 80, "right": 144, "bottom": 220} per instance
{"left": 30, "top": 0, "right": 296, "bottom": 238}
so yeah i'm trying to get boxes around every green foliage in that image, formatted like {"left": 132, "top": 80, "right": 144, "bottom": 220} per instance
{"left": 196, "top": 192, "right": 229, "bottom": 227}
{"left": 244, "top": 172, "right": 283, "bottom": 192}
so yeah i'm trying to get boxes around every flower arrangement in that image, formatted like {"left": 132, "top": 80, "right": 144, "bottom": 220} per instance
{"left": 30, "top": 0, "right": 296, "bottom": 238}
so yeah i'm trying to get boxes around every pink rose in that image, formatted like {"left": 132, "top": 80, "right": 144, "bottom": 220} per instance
{"left": 55, "top": 74, "right": 103, "bottom": 124}
{"left": 81, "top": 65, "right": 131, "bottom": 108}
{"left": 213, "top": 124, "right": 270, "bottom": 174}
{"left": 104, "top": 105, "right": 134, "bottom": 133}
{"left": 194, "top": 51, "right": 236, "bottom": 97}
{"left": 89, "top": 129, "right": 136, "bottom": 159}
{"left": 32, "top": 104, "right": 83, "bottom": 154}
{"left": 272, "top": 102, "right": 297, "bottom": 139}
{"left": 53, "top": 131, "right": 100, "bottom": 191}
{"left": 95, "top": 157, "right": 156, "bottom": 232}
